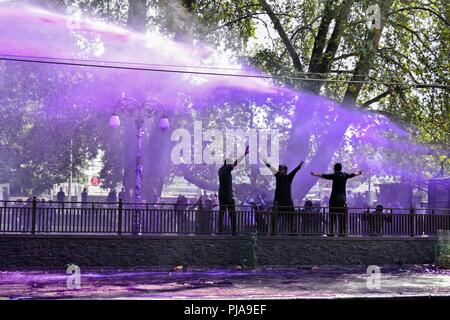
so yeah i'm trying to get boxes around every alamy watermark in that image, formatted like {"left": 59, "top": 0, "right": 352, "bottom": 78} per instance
{"left": 366, "top": 4, "right": 381, "bottom": 30}
{"left": 170, "top": 121, "right": 280, "bottom": 175}
{"left": 66, "top": 264, "right": 81, "bottom": 290}
{"left": 66, "top": 5, "right": 82, "bottom": 30}
{"left": 366, "top": 265, "right": 381, "bottom": 290}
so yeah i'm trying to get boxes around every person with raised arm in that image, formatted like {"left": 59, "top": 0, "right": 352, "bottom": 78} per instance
{"left": 218, "top": 146, "right": 249, "bottom": 235}
{"left": 260, "top": 154, "right": 304, "bottom": 234}
{"left": 311, "top": 163, "right": 363, "bottom": 236}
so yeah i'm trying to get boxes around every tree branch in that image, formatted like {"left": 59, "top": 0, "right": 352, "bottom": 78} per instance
{"left": 258, "top": 0, "right": 304, "bottom": 73}
{"left": 307, "top": 0, "right": 335, "bottom": 75}
{"left": 315, "top": 0, "right": 353, "bottom": 74}
{"left": 378, "top": 51, "right": 420, "bottom": 83}
{"left": 180, "top": 166, "right": 216, "bottom": 191}
{"left": 389, "top": 21, "right": 439, "bottom": 60}
{"left": 342, "top": 0, "right": 395, "bottom": 106}
{"left": 360, "top": 88, "right": 393, "bottom": 108}
{"left": 209, "top": 13, "right": 263, "bottom": 32}
{"left": 389, "top": 6, "right": 450, "bottom": 26}
{"left": 333, "top": 52, "right": 357, "bottom": 61}
{"left": 301, "top": 0, "right": 354, "bottom": 95}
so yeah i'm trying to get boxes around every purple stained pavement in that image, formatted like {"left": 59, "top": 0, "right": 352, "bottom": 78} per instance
{"left": 1, "top": 266, "right": 450, "bottom": 299}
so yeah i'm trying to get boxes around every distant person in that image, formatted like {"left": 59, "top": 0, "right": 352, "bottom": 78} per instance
{"left": 313, "top": 201, "right": 321, "bottom": 213}
{"left": 81, "top": 188, "right": 88, "bottom": 207}
{"left": 175, "top": 194, "right": 189, "bottom": 233}
{"left": 311, "top": 163, "right": 363, "bottom": 236}
{"left": 175, "top": 194, "right": 189, "bottom": 211}
{"left": 363, "top": 204, "right": 392, "bottom": 236}
{"left": 212, "top": 193, "right": 219, "bottom": 208}
{"left": 255, "top": 192, "right": 269, "bottom": 234}
{"left": 56, "top": 187, "right": 66, "bottom": 208}
{"left": 191, "top": 192, "right": 207, "bottom": 210}
{"left": 218, "top": 146, "right": 249, "bottom": 235}
{"left": 197, "top": 196, "right": 213, "bottom": 234}
{"left": 300, "top": 200, "right": 315, "bottom": 235}
{"left": 118, "top": 187, "right": 129, "bottom": 203}
{"left": 242, "top": 191, "right": 256, "bottom": 215}
{"left": 260, "top": 154, "right": 304, "bottom": 234}
{"left": 1, "top": 187, "right": 9, "bottom": 201}
{"left": 257, "top": 193, "right": 267, "bottom": 209}
{"left": 106, "top": 188, "right": 117, "bottom": 203}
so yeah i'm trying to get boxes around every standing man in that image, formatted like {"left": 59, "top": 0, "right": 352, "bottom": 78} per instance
{"left": 56, "top": 187, "right": 66, "bottom": 208}
{"left": 218, "top": 146, "right": 249, "bottom": 235}
{"left": 260, "top": 155, "right": 304, "bottom": 234}
{"left": 81, "top": 188, "right": 88, "bottom": 207}
{"left": 118, "top": 187, "right": 129, "bottom": 203}
{"left": 107, "top": 188, "right": 117, "bottom": 202}
{"left": 311, "top": 163, "right": 363, "bottom": 236}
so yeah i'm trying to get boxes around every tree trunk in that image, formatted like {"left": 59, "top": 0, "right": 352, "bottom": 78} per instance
{"left": 290, "top": 0, "right": 394, "bottom": 201}
{"left": 141, "top": 0, "right": 196, "bottom": 201}
{"left": 142, "top": 112, "right": 176, "bottom": 201}
{"left": 127, "top": 0, "right": 147, "bottom": 31}
{"left": 122, "top": 0, "right": 147, "bottom": 195}
{"left": 283, "top": 0, "right": 352, "bottom": 167}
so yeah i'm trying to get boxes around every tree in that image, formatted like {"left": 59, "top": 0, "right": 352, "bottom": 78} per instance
{"left": 175, "top": 0, "right": 449, "bottom": 199}
{"left": 1, "top": 0, "right": 447, "bottom": 201}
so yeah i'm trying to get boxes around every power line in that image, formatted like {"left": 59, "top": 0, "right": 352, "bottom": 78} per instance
{"left": 0, "top": 53, "right": 249, "bottom": 72}
{"left": 0, "top": 54, "right": 448, "bottom": 89}
{"left": 0, "top": 53, "right": 368, "bottom": 76}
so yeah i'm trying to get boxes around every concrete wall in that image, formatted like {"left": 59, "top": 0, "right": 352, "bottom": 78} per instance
{"left": 0, "top": 235, "right": 438, "bottom": 269}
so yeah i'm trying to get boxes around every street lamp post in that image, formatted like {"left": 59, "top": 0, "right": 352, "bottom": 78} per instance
{"left": 109, "top": 95, "right": 169, "bottom": 235}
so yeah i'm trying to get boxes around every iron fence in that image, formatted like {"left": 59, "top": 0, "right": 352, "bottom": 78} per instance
{"left": 0, "top": 198, "right": 449, "bottom": 236}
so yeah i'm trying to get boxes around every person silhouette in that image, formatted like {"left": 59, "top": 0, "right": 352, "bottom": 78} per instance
{"left": 311, "top": 163, "right": 363, "bottom": 236}
{"left": 218, "top": 146, "right": 249, "bottom": 235}
{"left": 260, "top": 154, "right": 304, "bottom": 235}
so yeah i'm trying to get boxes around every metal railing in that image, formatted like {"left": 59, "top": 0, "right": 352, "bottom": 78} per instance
{"left": 0, "top": 198, "right": 449, "bottom": 237}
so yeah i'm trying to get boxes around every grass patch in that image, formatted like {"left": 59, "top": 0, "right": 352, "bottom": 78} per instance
{"left": 437, "top": 230, "right": 450, "bottom": 268}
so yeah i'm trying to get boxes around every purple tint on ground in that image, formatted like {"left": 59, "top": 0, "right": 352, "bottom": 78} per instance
{"left": 1, "top": 266, "right": 450, "bottom": 299}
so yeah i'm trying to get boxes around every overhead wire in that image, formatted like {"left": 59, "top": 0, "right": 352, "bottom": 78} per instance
{"left": 0, "top": 53, "right": 448, "bottom": 89}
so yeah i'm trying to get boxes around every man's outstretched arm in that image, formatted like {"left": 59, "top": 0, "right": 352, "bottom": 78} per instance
{"left": 311, "top": 172, "right": 335, "bottom": 180}
{"left": 347, "top": 170, "right": 364, "bottom": 178}
{"left": 311, "top": 172, "right": 323, "bottom": 178}
{"left": 259, "top": 153, "right": 278, "bottom": 175}
{"left": 352, "top": 170, "right": 364, "bottom": 177}
{"left": 289, "top": 160, "right": 305, "bottom": 178}
{"left": 232, "top": 146, "right": 249, "bottom": 168}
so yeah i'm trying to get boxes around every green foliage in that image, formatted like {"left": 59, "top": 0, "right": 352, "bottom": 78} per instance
{"left": 437, "top": 230, "right": 450, "bottom": 269}
{"left": 1, "top": 0, "right": 448, "bottom": 198}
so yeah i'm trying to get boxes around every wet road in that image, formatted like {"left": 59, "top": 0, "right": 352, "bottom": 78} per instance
{"left": 1, "top": 266, "right": 449, "bottom": 299}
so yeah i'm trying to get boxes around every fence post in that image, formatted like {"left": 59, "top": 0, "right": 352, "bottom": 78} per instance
{"left": 409, "top": 205, "right": 415, "bottom": 237}
{"left": 271, "top": 201, "right": 278, "bottom": 235}
{"left": 91, "top": 202, "right": 95, "bottom": 233}
{"left": 31, "top": 196, "right": 37, "bottom": 234}
{"left": 118, "top": 199, "right": 123, "bottom": 236}
{"left": 254, "top": 204, "right": 260, "bottom": 234}
{"left": 0, "top": 201, "right": 5, "bottom": 232}
{"left": 198, "top": 199, "right": 203, "bottom": 234}
{"left": 146, "top": 202, "right": 149, "bottom": 234}
{"left": 344, "top": 203, "right": 348, "bottom": 236}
